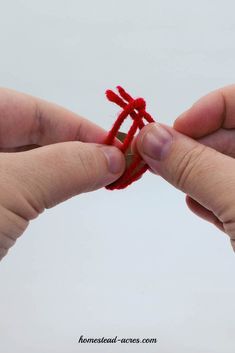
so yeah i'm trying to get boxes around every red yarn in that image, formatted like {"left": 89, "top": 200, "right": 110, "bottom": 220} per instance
{"left": 104, "top": 86, "right": 155, "bottom": 190}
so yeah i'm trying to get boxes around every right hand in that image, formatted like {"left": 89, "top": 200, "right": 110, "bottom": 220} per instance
{"left": 136, "top": 85, "right": 235, "bottom": 251}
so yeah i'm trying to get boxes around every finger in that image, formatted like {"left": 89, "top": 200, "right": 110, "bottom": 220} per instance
{"left": 0, "top": 233, "right": 15, "bottom": 249}
{"left": 185, "top": 195, "right": 224, "bottom": 232}
{"left": 136, "top": 122, "right": 235, "bottom": 222}
{"left": 198, "top": 128, "right": 235, "bottom": 158}
{"left": 230, "top": 239, "right": 235, "bottom": 252}
{"left": 9, "top": 141, "right": 125, "bottom": 213}
{"left": 174, "top": 84, "right": 235, "bottom": 138}
{"left": 0, "top": 205, "right": 26, "bottom": 261}
{"left": 0, "top": 87, "right": 117, "bottom": 148}
{"left": 0, "top": 144, "right": 40, "bottom": 153}
{"left": 0, "top": 248, "right": 8, "bottom": 261}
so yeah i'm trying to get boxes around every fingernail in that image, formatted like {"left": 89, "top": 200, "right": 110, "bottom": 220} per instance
{"left": 100, "top": 146, "right": 125, "bottom": 174}
{"left": 142, "top": 123, "right": 173, "bottom": 161}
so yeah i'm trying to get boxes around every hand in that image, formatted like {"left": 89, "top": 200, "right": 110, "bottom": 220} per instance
{"left": 136, "top": 85, "right": 235, "bottom": 251}
{"left": 0, "top": 88, "right": 125, "bottom": 260}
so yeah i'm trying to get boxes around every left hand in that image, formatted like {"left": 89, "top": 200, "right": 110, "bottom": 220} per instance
{"left": 0, "top": 88, "right": 125, "bottom": 260}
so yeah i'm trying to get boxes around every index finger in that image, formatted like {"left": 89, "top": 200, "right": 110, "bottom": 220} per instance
{"left": 0, "top": 87, "right": 114, "bottom": 148}
{"left": 173, "top": 84, "right": 235, "bottom": 138}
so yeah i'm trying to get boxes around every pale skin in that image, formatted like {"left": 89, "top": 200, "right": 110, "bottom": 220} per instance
{"left": 136, "top": 84, "right": 235, "bottom": 251}
{"left": 0, "top": 88, "right": 126, "bottom": 260}
{"left": 1, "top": 85, "right": 235, "bottom": 261}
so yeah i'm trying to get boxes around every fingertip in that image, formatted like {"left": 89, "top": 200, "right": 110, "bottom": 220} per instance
{"left": 173, "top": 109, "right": 190, "bottom": 131}
{"left": 136, "top": 123, "right": 157, "bottom": 143}
{"left": 185, "top": 195, "right": 225, "bottom": 232}
{"left": 174, "top": 90, "right": 225, "bottom": 138}
{"left": 131, "top": 125, "right": 153, "bottom": 154}
{"left": 99, "top": 145, "right": 125, "bottom": 175}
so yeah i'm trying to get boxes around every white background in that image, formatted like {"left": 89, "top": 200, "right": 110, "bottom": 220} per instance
{"left": 0, "top": 1, "right": 235, "bottom": 352}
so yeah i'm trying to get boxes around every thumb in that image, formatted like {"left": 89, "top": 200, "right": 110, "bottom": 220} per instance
{"left": 15, "top": 141, "right": 125, "bottom": 210}
{"left": 136, "top": 122, "right": 235, "bottom": 218}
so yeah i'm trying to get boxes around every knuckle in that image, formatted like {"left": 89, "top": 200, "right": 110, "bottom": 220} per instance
{"left": 174, "top": 145, "right": 208, "bottom": 189}
{"left": 0, "top": 247, "right": 8, "bottom": 261}
{"left": 76, "top": 145, "right": 101, "bottom": 190}
{"left": 0, "top": 234, "right": 15, "bottom": 249}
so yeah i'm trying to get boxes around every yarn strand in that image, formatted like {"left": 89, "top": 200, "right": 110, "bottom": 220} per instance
{"left": 104, "top": 86, "right": 155, "bottom": 190}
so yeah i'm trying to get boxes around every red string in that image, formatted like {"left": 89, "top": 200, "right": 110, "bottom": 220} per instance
{"left": 103, "top": 86, "right": 155, "bottom": 190}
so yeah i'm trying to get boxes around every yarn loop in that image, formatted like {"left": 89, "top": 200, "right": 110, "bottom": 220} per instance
{"left": 104, "top": 86, "right": 155, "bottom": 190}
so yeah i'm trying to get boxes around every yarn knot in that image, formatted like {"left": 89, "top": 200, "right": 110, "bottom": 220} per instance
{"left": 133, "top": 97, "right": 146, "bottom": 110}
